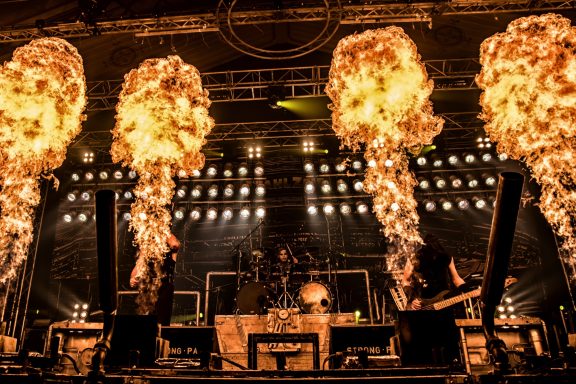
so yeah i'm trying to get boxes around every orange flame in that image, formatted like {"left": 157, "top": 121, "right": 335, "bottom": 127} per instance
{"left": 477, "top": 13, "right": 576, "bottom": 280}
{"left": 326, "top": 27, "right": 443, "bottom": 270}
{"left": 111, "top": 56, "right": 213, "bottom": 312}
{"left": 0, "top": 38, "right": 86, "bottom": 284}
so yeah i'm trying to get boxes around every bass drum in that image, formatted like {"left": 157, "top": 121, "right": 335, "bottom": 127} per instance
{"left": 236, "top": 281, "right": 275, "bottom": 315}
{"left": 298, "top": 281, "right": 332, "bottom": 314}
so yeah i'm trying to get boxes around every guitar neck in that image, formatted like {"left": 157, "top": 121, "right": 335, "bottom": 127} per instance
{"left": 431, "top": 288, "right": 481, "bottom": 310}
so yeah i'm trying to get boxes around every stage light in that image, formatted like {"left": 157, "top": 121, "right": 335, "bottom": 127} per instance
{"left": 238, "top": 163, "right": 248, "bottom": 177}
{"left": 384, "top": 159, "right": 394, "bottom": 168}
{"left": 239, "top": 184, "right": 250, "bottom": 197}
{"left": 177, "top": 169, "right": 187, "bottom": 178}
{"left": 78, "top": 212, "right": 89, "bottom": 222}
{"left": 440, "top": 198, "right": 453, "bottom": 211}
{"left": 63, "top": 213, "right": 73, "bottom": 223}
{"left": 335, "top": 159, "right": 346, "bottom": 173}
{"left": 340, "top": 202, "right": 352, "bottom": 215}
{"left": 206, "top": 207, "right": 218, "bottom": 220}
{"left": 304, "top": 181, "right": 315, "bottom": 194}
{"left": 504, "top": 297, "right": 512, "bottom": 304}
{"left": 254, "top": 163, "right": 264, "bottom": 177}
{"left": 191, "top": 185, "right": 203, "bottom": 199}
{"left": 67, "top": 191, "right": 78, "bottom": 202}
{"left": 432, "top": 156, "right": 443, "bottom": 168}
{"left": 112, "top": 170, "right": 123, "bottom": 180}
{"left": 98, "top": 170, "right": 109, "bottom": 180}
{"left": 356, "top": 202, "right": 369, "bottom": 214}
{"left": 248, "top": 145, "right": 262, "bottom": 159}
{"left": 176, "top": 185, "right": 188, "bottom": 198}
{"left": 81, "top": 191, "right": 92, "bottom": 201}
{"left": 72, "top": 311, "right": 78, "bottom": 318}
{"left": 302, "top": 140, "right": 315, "bottom": 153}
{"left": 255, "top": 183, "right": 266, "bottom": 197}
{"left": 114, "top": 190, "right": 121, "bottom": 200}
{"left": 353, "top": 179, "right": 363, "bottom": 192}
{"left": 240, "top": 206, "right": 251, "bottom": 219}
{"left": 84, "top": 171, "right": 95, "bottom": 181}
{"left": 319, "top": 161, "right": 330, "bottom": 174}
{"left": 224, "top": 184, "right": 235, "bottom": 198}
{"left": 192, "top": 169, "right": 201, "bottom": 178}
{"left": 255, "top": 206, "right": 266, "bottom": 219}
{"left": 307, "top": 205, "right": 318, "bottom": 216}
{"left": 223, "top": 163, "right": 233, "bottom": 178}
{"left": 71, "top": 172, "right": 80, "bottom": 182}
{"left": 138, "top": 212, "right": 147, "bottom": 220}
{"left": 391, "top": 202, "right": 400, "bottom": 212}
{"left": 206, "top": 164, "right": 218, "bottom": 177}
{"left": 497, "top": 305, "right": 506, "bottom": 312}
{"left": 303, "top": 160, "right": 314, "bottom": 174}
{"left": 128, "top": 170, "right": 138, "bottom": 179}
{"left": 464, "top": 153, "right": 476, "bottom": 164}
{"left": 481, "top": 153, "right": 493, "bottom": 162}
{"left": 83, "top": 151, "right": 94, "bottom": 164}
{"left": 351, "top": 159, "right": 363, "bottom": 171}
{"left": 423, "top": 200, "right": 436, "bottom": 212}
{"left": 223, "top": 207, "right": 233, "bottom": 221}
{"left": 323, "top": 203, "right": 335, "bottom": 215}
{"left": 447, "top": 155, "right": 459, "bottom": 165}
{"left": 507, "top": 306, "right": 514, "bottom": 313}
{"left": 80, "top": 311, "right": 87, "bottom": 319}
{"left": 208, "top": 184, "right": 218, "bottom": 199}
{"left": 466, "top": 174, "right": 479, "bottom": 188}
{"left": 336, "top": 179, "right": 348, "bottom": 193}
{"left": 484, "top": 174, "right": 497, "bottom": 187}
{"left": 190, "top": 207, "right": 202, "bottom": 221}
{"left": 416, "top": 156, "right": 427, "bottom": 166}
{"left": 174, "top": 208, "right": 185, "bottom": 220}
{"left": 367, "top": 159, "right": 376, "bottom": 168}
{"left": 450, "top": 176, "right": 463, "bottom": 189}
{"left": 499, "top": 314, "right": 507, "bottom": 319}
{"left": 122, "top": 212, "right": 132, "bottom": 221}
{"left": 434, "top": 176, "right": 447, "bottom": 189}
{"left": 456, "top": 198, "right": 470, "bottom": 210}
{"left": 320, "top": 179, "right": 332, "bottom": 194}
{"left": 473, "top": 197, "right": 487, "bottom": 209}
{"left": 123, "top": 190, "right": 133, "bottom": 199}
{"left": 418, "top": 178, "right": 430, "bottom": 190}
{"left": 498, "top": 153, "right": 508, "bottom": 161}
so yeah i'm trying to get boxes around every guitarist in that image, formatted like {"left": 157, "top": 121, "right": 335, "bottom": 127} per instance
{"left": 402, "top": 234, "right": 466, "bottom": 311}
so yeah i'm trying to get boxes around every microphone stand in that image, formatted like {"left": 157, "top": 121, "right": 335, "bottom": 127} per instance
{"left": 324, "top": 215, "right": 341, "bottom": 314}
{"left": 232, "top": 219, "right": 265, "bottom": 290}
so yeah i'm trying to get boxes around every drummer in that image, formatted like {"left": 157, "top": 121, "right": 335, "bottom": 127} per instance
{"left": 270, "top": 247, "right": 299, "bottom": 275}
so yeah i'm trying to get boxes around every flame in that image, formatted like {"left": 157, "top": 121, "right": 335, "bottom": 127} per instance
{"left": 0, "top": 38, "right": 86, "bottom": 284}
{"left": 477, "top": 13, "right": 576, "bottom": 280}
{"left": 326, "top": 27, "right": 443, "bottom": 270}
{"left": 111, "top": 55, "right": 213, "bottom": 312}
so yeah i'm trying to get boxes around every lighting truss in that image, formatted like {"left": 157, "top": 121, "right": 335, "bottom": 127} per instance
{"left": 0, "top": 1, "right": 573, "bottom": 43}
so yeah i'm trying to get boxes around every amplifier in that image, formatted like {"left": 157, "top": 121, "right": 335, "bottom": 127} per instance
{"left": 106, "top": 315, "right": 161, "bottom": 368}
{"left": 330, "top": 324, "right": 396, "bottom": 356}
{"left": 160, "top": 326, "right": 217, "bottom": 361}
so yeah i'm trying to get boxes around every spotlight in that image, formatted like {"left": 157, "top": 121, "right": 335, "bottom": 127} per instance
{"left": 78, "top": 212, "right": 90, "bottom": 222}
{"left": 84, "top": 171, "right": 95, "bottom": 181}
{"left": 336, "top": 179, "right": 348, "bottom": 193}
{"left": 248, "top": 145, "right": 262, "bottom": 159}
{"left": 434, "top": 176, "right": 447, "bottom": 189}
{"left": 222, "top": 207, "right": 233, "bottom": 221}
{"left": 82, "top": 151, "right": 94, "bottom": 164}
{"left": 319, "top": 161, "right": 330, "bottom": 174}
{"left": 190, "top": 207, "right": 202, "bottom": 221}
{"left": 367, "top": 159, "right": 376, "bottom": 168}
{"left": 113, "top": 170, "right": 123, "bottom": 180}
{"left": 239, "top": 206, "right": 251, "bottom": 219}
{"left": 174, "top": 208, "right": 185, "bottom": 220}
{"left": 320, "top": 179, "right": 332, "bottom": 194}
{"left": 128, "top": 170, "right": 138, "bottom": 179}
{"left": 351, "top": 159, "right": 363, "bottom": 171}
{"left": 255, "top": 183, "right": 266, "bottom": 197}
{"left": 450, "top": 176, "right": 463, "bottom": 189}
{"left": 267, "top": 85, "right": 286, "bottom": 109}
{"left": 176, "top": 185, "right": 188, "bottom": 198}
{"left": 123, "top": 190, "right": 133, "bottom": 200}
{"left": 423, "top": 200, "right": 437, "bottom": 212}
{"left": 481, "top": 153, "right": 493, "bottom": 162}
{"left": 81, "top": 191, "right": 92, "bottom": 201}
{"left": 67, "top": 191, "right": 78, "bottom": 202}
{"left": 255, "top": 206, "right": 266, "bottom": 219}
{"left": 498, "top": 153, "right": 508, "bottom": 161}
{"left": 63, "top": 213, "right": 74, "bottom": 223}
{"left": 206, "top": 164, "right": 218, "bottom": 177}
{"left": 335, "top": 159, "right": 346, "bottom": 173}
{"left": 303, "top": 160, "right": 314, "bottom": 174}
{"left": 223, "top": 163, "right": 233, "bottom": 178}
{"left": 447, "top": 155, "right": 459, "bottom": 165}
{"left": 304, "top": 181, "right": 315, "bottom": 194}
{"left": 466, "top": 174, "right": 479, "bottom": 188}
{"left": 464, "top": 153, "right": 476, "bottom": 164}
{"left": 418, "top": 178, "right": 430, "bottom": 190}
{"left": 192, "top": 169, "right": 201, "bottom": 178}
{"left": 191, "top": 185, "right": 203, "bottom": 199}
{"left": 122, "top": 212, "right": 132, "bottom": 221}
{"left": 224, "top": 184, "right": 235, "bottom": 198}
{"left": 238, "top": 163, "right": 248, "bottom": 177}
{"left": 483, "top": 174, "right": 497, "bottom": 187}
{"left": 353, "top": 179, "right": 364, "bottom": 192}
{"left": 416, "top": 156, "right": 427, "bottom": 166}
{"left": 323, "top": 203, "right": 335, "bottom": 215}
{"left": 384, "top": 159, "right": 394, "bottom": 168}
{"left": 431, "top": 156, "right": 443, "bottom": 168}
{"left": 303, "top": 140, "right": 315, "bottom": 153}
{"left": 206, "top": 207, "right": 218, "bottom": 220}
{"left": 254, "top": 163, "right": 264, "bottom": 177}
{"left": 439, "top": 198, "right": 453, "bottom": 211}
{"left": 98, "top": 170, "right": 109, "bottom": 180}
{"left": 177, "top": 169, "right": 187, "bottom": 178}
{"left": 456, "top": 198, "right": 470, "bottom": 210}
{"left": 473, "top": 196, "right": 487, "bottom": 209}
{"left": 239, "top": 184, "right": 250, "bottom": 197}
{"left": 340, "top": 202, "right": 352, "bottom": 215}
{"left": 71, "top": 172, "right": 81, "bottom": 182}
{"left": 356, "top": 201, "right": 369, "bottom": 214}
{"left": 207, "top": 184, "right": 218, "bottom": 199}
{"left": 307, "top": 205, "right": 318, "bottom": 216}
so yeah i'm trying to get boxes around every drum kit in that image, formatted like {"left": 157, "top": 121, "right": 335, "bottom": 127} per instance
{"left": 235, "top": 248, "right": 334, "bottom": 315}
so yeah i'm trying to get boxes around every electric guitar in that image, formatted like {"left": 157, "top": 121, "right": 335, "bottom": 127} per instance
{"left": 391, "top": 277, "right": 517, "bottom": 311}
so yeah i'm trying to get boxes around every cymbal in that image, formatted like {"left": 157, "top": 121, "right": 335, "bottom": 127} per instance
{"left": 252, "top": 249, "right": 264, "bottom": 258}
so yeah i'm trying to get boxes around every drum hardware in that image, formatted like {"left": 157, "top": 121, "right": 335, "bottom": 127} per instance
{"left": 275, "top": 275, "right": 298, "bottom": 310}
{"left": 236, "top": 281, "right": 275, "bottom": 315}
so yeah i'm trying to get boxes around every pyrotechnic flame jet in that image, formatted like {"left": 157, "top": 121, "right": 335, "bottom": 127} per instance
{"left": 111, "top": 56, "right": 214, "bottom": 313}
{"left": 0, "top": 38, "right": 86, "bottom": 285}
{"left": 477, "top": 13, "right": 576, "bottom": 280}
{"left": 326, "top": 27, "right": 443, "bottom": 270}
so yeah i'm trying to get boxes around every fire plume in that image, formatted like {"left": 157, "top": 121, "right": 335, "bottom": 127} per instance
{"left": 0, "top": 38, "right": 86, "bottom": 284}
{"left": 326, "top": 27, "right": 443, "bottom": 270}
{"left": 111, "top": 56, "right": 213, "bottom": 311}
{"left": 477, "top": 13, "right": 576, "bottom": 280}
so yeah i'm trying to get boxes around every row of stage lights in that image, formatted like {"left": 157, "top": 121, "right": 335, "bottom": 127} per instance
{"left": 414, "top": 151, "right": 508, "bottom": 168}
{"left": 70, "top": 162, "right": 265, "bottom": 183}
{"left": 422, "top": 196, "right": 496, "bottom": 212}
{"left": 306, "top": 201, "right": 370, "bottom": 216}
{"left": 418, "top": 173, "right": 497, "bottom": 191}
